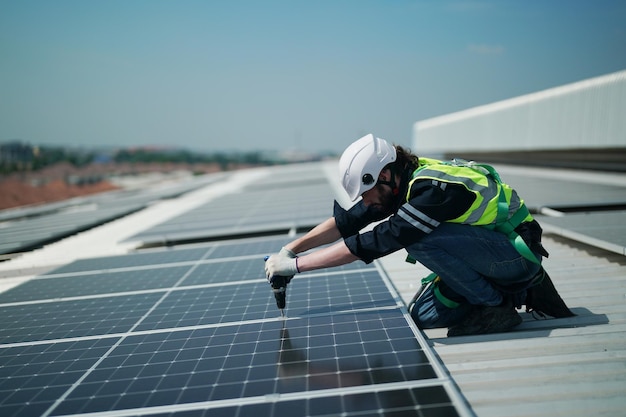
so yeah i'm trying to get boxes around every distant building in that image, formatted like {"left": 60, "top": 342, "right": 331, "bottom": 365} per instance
{"left": 0, "top": 142, "right": 35, "bottom": 165}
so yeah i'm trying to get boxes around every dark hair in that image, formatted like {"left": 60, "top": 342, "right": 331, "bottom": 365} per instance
{"left": 376, "top": 145, "right": 420, "bottom": 213}
{"left": 393, "top": 145, "right": 420, "bottom": 172}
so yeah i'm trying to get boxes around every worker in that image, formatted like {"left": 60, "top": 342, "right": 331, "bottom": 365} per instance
{"left": 265, "top": 134, "right": 574, "bottom": 336}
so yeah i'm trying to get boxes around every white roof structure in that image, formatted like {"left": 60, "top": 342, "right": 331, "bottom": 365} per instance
{"left": 413, "top": 70, "right": 626, "bottom": 154}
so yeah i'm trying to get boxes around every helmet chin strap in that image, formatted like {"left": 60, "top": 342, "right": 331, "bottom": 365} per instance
{"left": 376, "top": 166, "right": 400, "bottom": 196}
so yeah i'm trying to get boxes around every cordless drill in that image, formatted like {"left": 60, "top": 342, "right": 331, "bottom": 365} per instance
{"left": 264, "top": 256, "right": 292, "bottom": 317}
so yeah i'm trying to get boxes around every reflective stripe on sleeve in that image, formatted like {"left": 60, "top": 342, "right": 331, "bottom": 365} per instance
{"left": 397, "top": 204, "right": 440, "bottom": 234}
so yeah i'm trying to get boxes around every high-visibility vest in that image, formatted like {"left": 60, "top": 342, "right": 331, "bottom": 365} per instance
{"left": 407, "top": 157, "right": 540, "bottom": 264}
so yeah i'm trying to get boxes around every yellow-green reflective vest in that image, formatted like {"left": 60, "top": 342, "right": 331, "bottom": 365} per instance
{"left": 407, "top": 157, "right": 539, "bottom": 264}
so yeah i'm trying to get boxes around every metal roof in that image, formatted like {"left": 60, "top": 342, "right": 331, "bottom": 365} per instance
{"left": 0, "top": 161, "right": 625, "bottom": 416}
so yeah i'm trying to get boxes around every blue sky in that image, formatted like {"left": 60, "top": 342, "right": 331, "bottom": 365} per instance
{"left": 1, "top": 0, "right": 625, "bottom": 154}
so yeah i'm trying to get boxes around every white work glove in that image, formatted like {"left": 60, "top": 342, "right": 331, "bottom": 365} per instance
{"left": 279, "top": 246, "right": 297, "bottom": 259}
{"left": 265, "top": 252, "right": 299, "bottom": 279}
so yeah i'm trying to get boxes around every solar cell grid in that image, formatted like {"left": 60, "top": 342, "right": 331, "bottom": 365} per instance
{"left": 0, "top": 265, "right": 193, "bottom": 303}
{"left": 538, "top": 211, "right": 626, "bottom": 254}
{"left": 207, "top": 235, "right": 293, "bottom": 258}
{"left": 44, "top": 246, "right": 212, "bottom": 275}
{"left": 242, "top": 166, "right": 330, "bottom": 190}
{"left": 502, "top": 173, "right": 626, "bottom": 210}
{"left": 285, "top": 269, "right": 399, "bottom": 316}
{"left": 46, "top": 309, "right": 438, "bottom": 416}
{"left": 0, "top": 293, "right": 163, "bottom": 344}
{"left": 43, "top": 236, "right": 293, "bottom": 278}
{"left": 0, "top": 204, "right": 144, "bottom": 256}
{"left": 125, "top": 180, "right": 333, "bottom": 245}
{"left": 137, "top": 385, "right": 458, "bottom": 417}
{"left": 182, "top": 257, "right": 371, "bottom": 287}
{"left": 134, "top": 281, "right": 279, "bottom": 331}
{"left": 0, "top": 338, "right": 117, "bottom": 417}
{"left": 135, "top": 270, "right": 396, "bottom": 331}
{"left": 181, "top": 258, "right": 266, "bottom": 286}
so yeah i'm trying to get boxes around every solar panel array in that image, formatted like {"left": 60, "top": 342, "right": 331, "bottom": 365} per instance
{"left": 0, "top": 175, "right": 217, "bottom": 256}
{"left": 0, "top": 163, "right": 471, "bottom": 417}
{"left": 124, "top": 164, "right": 336, "bottom": 246}
{"left": 535, "top": 210, "right": 626, "bottom": 255}
{"left": 493, "top": 167, "right": 626, "bottom": 256}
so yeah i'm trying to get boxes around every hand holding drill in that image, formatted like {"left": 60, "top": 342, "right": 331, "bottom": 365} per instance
{"left": 264, "top": 247, "right": 299, "bottom": 317}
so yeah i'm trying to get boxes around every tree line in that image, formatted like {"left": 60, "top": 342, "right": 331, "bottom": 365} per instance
{"left": 0, "top": 142, "right": 277, "bottom": 175}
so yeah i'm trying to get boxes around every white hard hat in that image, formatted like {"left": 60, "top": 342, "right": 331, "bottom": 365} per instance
{"left": 339, "top": 134, "right": 397, "bottom": 201}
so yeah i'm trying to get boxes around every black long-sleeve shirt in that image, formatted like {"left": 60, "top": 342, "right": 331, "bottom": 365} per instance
{"left": 335, "top": 178, "right": 546, "bottom": 264}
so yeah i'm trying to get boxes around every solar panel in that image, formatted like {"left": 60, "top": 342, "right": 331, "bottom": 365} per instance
{"left": 537, "top": 210, "right": 626, "bottom": 255}
{"left": 133, "top": 385, "right": 460, "bottom": 417}
{"left": 44, "top": 247, "right": 213, "bottom": 275}
{"left": 0, "top": 204, "right": 144, "bottom": 256}
{"left": 19, "top": 260, "right": 370, "bottom": 309}
{"left": 0, "top": 265, "right": 193, "bottom": 303}
{"left": 0, "top": 338, "right": 117, "bottom": 417}
{"left": 0, "top": 293, "right": 163, "bottom": 344}
{"left": 180, "top": 258, "right": 282, "bottom": 286}
{"left": 494, "top": 167, "right": 626, "bottom": 211}
{"left": 124, "top": 166, "right": 336, "bottom": 246}
{"left": 267, "top": 385, "right": 458, "bottom": 417}
{"left": 0, "top": 175, "right": 216, "bottom": 256}
{"left": 125, "top": 192, "right": 331, "bottom": 245}
{"left": 46, "top": 310, "right": 437, "bottom": 416}
{"left": 207, "top": 235, "right": 294, "bottom": 258}
{"left": 43, "top": 235, "right": 296, "bottom": 276}
{"left": 135, "top": 270, "right": 394, "bottom": 332}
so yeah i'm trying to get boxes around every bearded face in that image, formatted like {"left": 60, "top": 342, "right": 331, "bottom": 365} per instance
{"left": 361, "top": 180, "right": 397, "bottom": 216}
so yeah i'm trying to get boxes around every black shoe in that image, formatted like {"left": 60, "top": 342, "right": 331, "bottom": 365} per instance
{"left": 447, "top": 301, "right": 522, "bottom": 337}
{"left": 525, "top": 268, "right": 575, "bottom": 318}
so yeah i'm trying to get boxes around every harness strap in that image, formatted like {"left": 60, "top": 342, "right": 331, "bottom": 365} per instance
{"left": 480, "top": 163, "right": 541, "bottom": 265}
{"left": 434, "top": 284, "right": 461, "bottom": 309}
{"left": 492, "top": 202, "right": 541, "bottom": 264}
{"left": 421, "top": 272, "right": 461, "bottom": 309}
{"left": 421, "top": 272, "right": 438, "bottom": 285}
